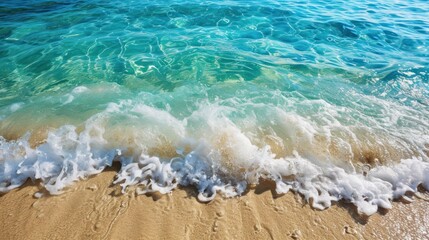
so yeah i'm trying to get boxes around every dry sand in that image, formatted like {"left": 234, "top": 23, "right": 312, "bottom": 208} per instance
{"left": 1, "top": 166, "right": 428, "bottom": 240}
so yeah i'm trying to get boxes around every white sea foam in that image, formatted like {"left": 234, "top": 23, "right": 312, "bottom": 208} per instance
{"left": 0, "top": 100, "right": 428, "bottom": 216}
{"left": 9, "top": 103, "right": 24, "bottom": 112}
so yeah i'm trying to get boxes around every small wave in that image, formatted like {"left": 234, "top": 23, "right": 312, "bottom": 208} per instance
{"left": 1, "top": 101, "right": 428, "bottom": 216}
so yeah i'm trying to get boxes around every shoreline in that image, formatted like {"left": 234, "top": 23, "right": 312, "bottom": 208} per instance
{"left": 1, "top": 168, "right": 428, "bottom": 239}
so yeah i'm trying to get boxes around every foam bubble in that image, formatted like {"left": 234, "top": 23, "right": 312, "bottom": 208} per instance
{"left": 72, "top": 86, "right": 89, "bottom": 94}
{"left": 9, "top": 103, "right": 24, "bottom": 112}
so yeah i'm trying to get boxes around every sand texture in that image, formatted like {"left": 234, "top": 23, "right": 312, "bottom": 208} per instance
{"left": 1, "top": 167, "right": 428, "bottom": 240}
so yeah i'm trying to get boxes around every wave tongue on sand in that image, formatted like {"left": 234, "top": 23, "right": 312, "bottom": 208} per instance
{"left": 1, "top": 99, "right": 428, "bottom": 216}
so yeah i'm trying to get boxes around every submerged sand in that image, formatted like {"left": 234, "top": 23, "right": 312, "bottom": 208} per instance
{"left": 1, "top": 168, "right": 428, "bottom": 240}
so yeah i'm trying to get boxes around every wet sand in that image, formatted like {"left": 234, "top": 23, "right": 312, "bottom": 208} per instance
{"left": 1, "top": 167, "right": 428, "bottom": 240}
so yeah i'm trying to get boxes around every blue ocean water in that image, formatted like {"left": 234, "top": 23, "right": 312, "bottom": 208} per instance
{"left": 0, "top": 0, "right": 428, "bottom": 214}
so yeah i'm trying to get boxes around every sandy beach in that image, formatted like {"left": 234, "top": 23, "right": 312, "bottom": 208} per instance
{"left": 1, "top": 166, "right": 428, "bottom": 240}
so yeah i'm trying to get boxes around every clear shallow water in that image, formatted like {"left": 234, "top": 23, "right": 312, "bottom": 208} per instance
{"left": 1, "top": 0, "right": 428, "bottom": 215}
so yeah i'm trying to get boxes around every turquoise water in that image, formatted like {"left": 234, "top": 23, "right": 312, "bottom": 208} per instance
{"left": 1, "top": 0, "right": 428, "bottom": 215}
